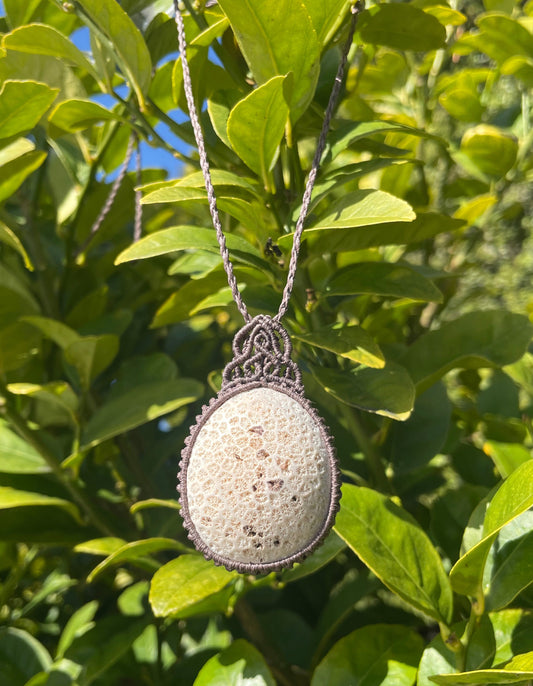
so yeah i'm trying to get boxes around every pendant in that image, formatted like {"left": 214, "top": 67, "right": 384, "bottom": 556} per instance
{"left": 178, "top": 315, "right": 340, "bottom": 574}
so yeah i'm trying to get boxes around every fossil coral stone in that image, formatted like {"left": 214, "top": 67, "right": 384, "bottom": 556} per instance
{"left": 182, "top": 385, "right": 334, "bottom": 568}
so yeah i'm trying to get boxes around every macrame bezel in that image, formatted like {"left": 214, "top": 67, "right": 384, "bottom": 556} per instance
{"left": 177, "top": 316, "right": 341, "bottom": 574}
{"left": 178, "top": 380, "right": 340, "bottom": 574}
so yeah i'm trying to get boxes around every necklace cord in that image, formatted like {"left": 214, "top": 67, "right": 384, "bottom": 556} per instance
{"left": 173, "top": 1, "right": 360, "bottom": 323}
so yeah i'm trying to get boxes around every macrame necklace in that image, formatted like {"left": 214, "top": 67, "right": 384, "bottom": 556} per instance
{"left": 174, "top": 1, "right": 358, "bottom": 574}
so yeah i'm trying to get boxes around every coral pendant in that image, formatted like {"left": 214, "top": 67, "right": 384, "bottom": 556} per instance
{"left": 178, "top": 315, "right": 340, "bottom": 574}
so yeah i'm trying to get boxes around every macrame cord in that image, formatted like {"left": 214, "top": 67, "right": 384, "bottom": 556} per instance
{"left": 175, "top": 1, "right": 362, "bottom": 573}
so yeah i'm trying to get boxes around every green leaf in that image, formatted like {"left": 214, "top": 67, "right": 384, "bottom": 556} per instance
{"left": 7, "top": 381, "right": 78, "bottom": 425}
{"left": 149, "top": 554, "right": 237, "bottom": 619}
{"left": 0, "top": 146, "right": 46, "bottom": 204}
{"left": 334, "top": 484, "right": 453, "bottom": 623}
{"left": 217, "top": 0, "right": 320, "bottom": 121}
{"left": 359, "top": 4, "right": 447, "bottom": 51}
{"left": 402, "top": 311, "right": 533, "bottom": 393}
{"left": 194, "top": 639, "right": 275, "bottom": 686}
{"left": 23, "top": 315, "right": 80, "bottom": 349}
{"left": 490, "top": 609, "right": 533, "bottom": 666}
{"left": 461, "top": 125, "right": 518, "bottom": 178}
{"left": 0, "top": 627, "right": 52, "bottom": 686}
{"left": 56, "top": 600, "right": 99, "bottom": 660}
{"left": 449, "top": 460, "right": 533, "bottom": 597}
{"left": 2, "top": 24, "right": 102, "bottom": 86}
{"left": 115, "top": 225, "right": 261, "bottom": 265}
{"left": 87, "top": 538, "right": 187, "bottom": 582}
{"left": 482, "top": 441, "right": 532, "bottom": 478}
{"left": 0, "top": 420, "right": 50, "bottom": 474}
{"left": 294, "top": 324, "right": 385, "bottom": 368}
{"left": 311, "top": 361, "right": 415, "bottom": 421}
{"left": 49, "top": 99, "right": 120, "bottom": 133}
{"left": 4, "top": 0, "right": 42, "bottom": 27}
{"left": 0, "top": 80, "right": 58, "bottom": 139}
{"left": 288, "top": 213, "right": 464, "bottom": 254}
{"left": 483, "top": 509, "right": 533, "bottom": 611}
{"left": 390, "top": 382, "right": 452, "bottom": 476}
{"left": 326, "top": 262, "right": 443, "bottom": 303}
{"left": 0, "top": 321, "right": 42, "bottom": 374}
{"left": 312, "top": 624, "right": 424, "bottom": 686}
{"left": 310, "top": 190, "right": 415, "bottom": 231}
{"left": 74, "top": 537, "right": 127, "bottom": 556}
{"left": 130, "top": 498, "right": 181, "bottom": 515}
{"left": 64, "top": 615, "right": 149, "bottom": 686}
{"left": 64, "top": 334, "right": 119, "bottom": 390}
{"left": 303, "top": 0, "right": 351, "bottom": 47}
{"left": 227, "top": 75, "right": 290, "bottom": 184}
{"left": 417, "top": 631, "right": 457, "bottom": 686}
{"left": 429, "top": 653, "right": 533, "bottom": 685}
{"left": 324, "top": 120, "right": 442, "bottom": 165}
{"left": 0, "top": 220, "right": 33, "bottom": 269}
{"left": 80, "top": 378, "right": 203, "bottom": 449}
{"left": 76, "top": 0, "right": 152, "bottom": 106}
{"left": 0, "top": 487, "right": 82, "bottom": 524}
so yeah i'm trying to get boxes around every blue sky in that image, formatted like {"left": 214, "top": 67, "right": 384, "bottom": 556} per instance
{"left": 0, "top": 1, "right": 188, "bottom": 179}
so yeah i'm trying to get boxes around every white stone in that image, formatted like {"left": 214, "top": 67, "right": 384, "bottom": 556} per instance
{"left": 185, "top": 386, "right": 332, "bottom": 565}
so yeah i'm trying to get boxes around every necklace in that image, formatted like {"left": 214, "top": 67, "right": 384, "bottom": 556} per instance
{"left": 174, "top": 1, "right": 358, "bottom": 574}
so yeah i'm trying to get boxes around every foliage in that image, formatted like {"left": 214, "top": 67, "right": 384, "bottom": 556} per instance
{"left": 0, "top": 0, "right": 532, "bottom": 684}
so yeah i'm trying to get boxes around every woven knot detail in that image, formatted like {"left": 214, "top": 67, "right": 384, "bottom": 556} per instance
{"left": 222, "top": 315, "right": 303, "bottom": 391}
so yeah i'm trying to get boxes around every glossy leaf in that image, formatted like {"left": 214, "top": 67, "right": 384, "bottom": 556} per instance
{"left": 227, "top": 75, "right": 290, "bottom": 183}
{"left": 80, "top": 378, "right": 203, "bottom": 449}
{"left": 0, "top": 627, "right": 52, "bottom": 686}
{"left": 74, "top": 537, "right": 127, "bottom": 556}
{"left": 334, "top": 484, "right": 453, "bottom": 623}
{"left": 359, "top": 4, "right": 446, "bottom": 51}
{"left": 76, "top": 0, "right": 152, "bottom": 106}
{"left": 311, "top": 361, "right": 415, "bottom": 421}
{"left": 429, "top": 655, "right": 533, "bottom": 685}
{"left": 390, "top": 382, "right": 451, "bottom": 476}
{"left": 0, "top": 221, "right": 33, "bottom": 269}
{"left": 0, "top": 147, "right": 47, "bottom": 204}
{"left": 461, "top": 125, "right": 518, "bottom": 178}
{"left": 149, "top": 554, "right": 237, "bottom": 619}
{"left": 2, "top": 24, "right": 101, "bottom": 85}
{"left": 130, "top": 498, "right": 181, "bottom": 515}
{"left": 294, "top": 324, "right": 385, "bottom": 368}
{"left": 326, "top": 262, "right": 443, "bottom": 303}
{"left": 0, "top": 487, "right": 82, "bottom": 524}
{"left": 284, "top": 213, "right": 465, "bottom": 253}
{"left": 194, "top": 639, "right": 275, "bottom": 686}
{"left": 0, "top": 420, "right": 50, "bottom": 474}
{"left": 303, "top": 0, "right": 351, "bottom": 47}
{"left": 484, "top": 509, "right": 533, "bottom": 611}
{"left": 490, "top": 609, "right": 533, "bottom": 666}
{"left": 24, "top": 315, "right": 80, "bottom": 349}
{"left": 312, "top": 624, "right": 424, "bottom": 686}
{"left": 450, "top": 460, "right": 533, "bottom": 597}
{"left": 7, "top": 381, "right": 78, "bottom": 424}
{"left": 56, "top": 601, "right": 99, "bottom": 660}
{"left": 49, "top": 99, "right": 119, "bottom": 133}
{"left": 115, "top": 225, "right": 261, "bottom": 264}
{"left": 482, "top": 441, "right": 531, "bottom": 478}
{"left": 402, "top": 311, "right": 533, "bottom": 392}
{"left": 310, "top": 190, "right": 415, "bottom": 231}
{"left": 217, "top": 0, "right": 320, "bottom": 120}
{"left": 87, "top": 538, "right": 187, "bottom": 582}
{"left": 64, "top": 334, "right": 119, "bottom": 390}
{"left": 0, "top": 80, "right": 58, "bottom": 139}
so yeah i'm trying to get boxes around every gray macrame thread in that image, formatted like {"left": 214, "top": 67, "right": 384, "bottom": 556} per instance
{"left": 173, "top": 0, "right": 360, "bottom": 322}
{"left": 78, "top": 131, "right": 143, "bottom": 255}
{"left": 175, "top": 3, "right": 360, "bottom": 574}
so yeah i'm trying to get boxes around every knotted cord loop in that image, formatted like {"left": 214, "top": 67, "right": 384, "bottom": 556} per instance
{"left": 174, "top": 0, "right": 360, "bottom": 323}
{"left": 221, "top": 315, "right": 303, "bottom": 391}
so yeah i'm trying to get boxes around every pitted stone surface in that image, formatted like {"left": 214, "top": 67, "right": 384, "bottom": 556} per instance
{"left": 186, "top": 387, "right": 332, "bottom": 564}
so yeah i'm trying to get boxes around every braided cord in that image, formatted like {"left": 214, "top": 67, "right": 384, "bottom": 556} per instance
{"left": 174, "top": 1, "right": 359, "bottom": 322}
{"left": 174, "top": 0, "right": 250, "bottom": 322}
